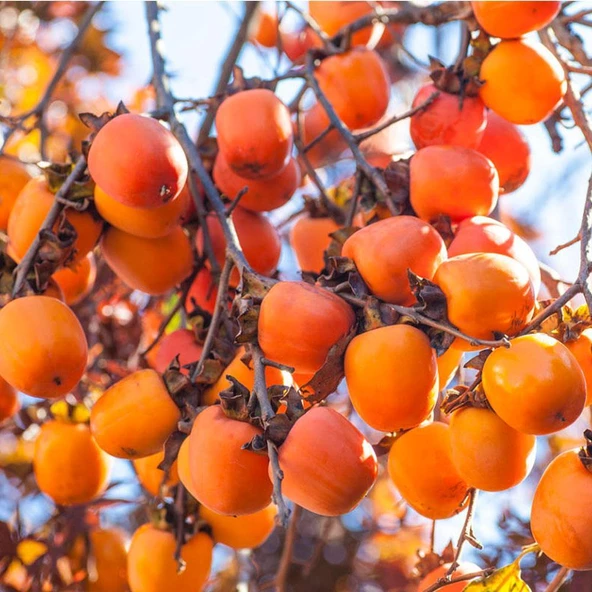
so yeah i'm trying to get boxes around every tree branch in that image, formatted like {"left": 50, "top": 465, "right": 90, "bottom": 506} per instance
{"left": 275, "top": 504, "right": 302, "bottom": 591}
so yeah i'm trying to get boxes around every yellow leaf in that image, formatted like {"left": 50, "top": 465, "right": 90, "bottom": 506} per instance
{"left": 17, "top": 539, "right": 47, "bottom": 566}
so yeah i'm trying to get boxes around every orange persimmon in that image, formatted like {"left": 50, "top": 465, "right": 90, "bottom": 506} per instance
{"left": 0, "top": 376, "right": 19, "bottom": 423}
{"left": 289, "top": 215, "right": 339, "bottom": 273}
{"left": 133, "top": 450, "right": 179, "bottom": 497}
{"left": 152, "top": 329, "right": 203, "bottom": 374}
{"left": 566, "top": 328, "right": 592, "bottom": 406}
{"left": 86, "top": 528, "right": 128, "bottom": 592}
{"left": 52, "top": 253, "right": 97, "bottom": 306}
{"left": 0, "top": 156, "right": 32, "bottom": 230}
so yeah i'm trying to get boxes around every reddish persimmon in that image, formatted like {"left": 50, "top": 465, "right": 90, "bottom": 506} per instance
{"left": 566, "top": 328, "right": 592, "bottom": 406}
{"left": 52, "top": 253, "right": 97, "bottom": 306}
{"left": 449, "top": 407, "right": 536, "bottom": 491}
{"left": 8, "top": 177, "right": 103, "bottom": 263}
{"left": 185, "top": 267, "right": 219, "bottom": 316}
{"left": 479, "top": 39, "right": 566, "bottom": 125}
{"left": 342, "top": 216, "right": 447, "bottom": 305}
{"left": 258, "top": 281, "right": 356, "bottom": 375}
{"left": 316, "top": 49, "right": 390, "bottom": 130}
{"left": 0, "top": 157, "right": 32, "bottom": 230}
{"left": 531, "top": 448, "right": 592, "bottom": 570}
{"left": 345, "top": 325, "right": 438, "bottom": 432}
{"left": 410, "top": 146, "right": 499, "bottom": 223}
{"left": 87, "top": 528, "right": 128, "bottom": 592}
{"left": 388, "top": 422, "right": 469, "bottom": 520}
{"left": 0, "top": 296, "right": 87, "bottom": 399}
{"left": 200, "top": 504, "right": 276, "bottom": 549}
{"left": 281, "top": 27, "right": 322, "bottom": 64}
{"left": 0, "top": 376, "right": 19, "bottom": 423}
{"left": 101, "top": 226, "right": 193, "bottom": 295}
{"left": 249, "top": 10, "right": 278, "bottom": 47}
{"left": 289, "top": 215, "right": 339, "bottom": 273}
{"left": 88, "top": 113, "right": 188, "bottom": 208}
{"left": 482, "top": 333, "right": 586, "bottom": 435}
{"left": 188, "top": 405, "right": 273, "bottom": 515}
{"left": 410, "top": 84, "right": 487, "bottom": 149}
{"left": 195, "top": 208, "right": 281, "bottom": 287}
{"left": 278, "top": 406, "right": 378, "bottom": 516}
{"left": 90, "top": 369, "right": 181, "bottom": 459}
{"left": 153, "top": 329, "right": 203, "bottom": 374}
{"left": 133, "top": 450, "right": 179, "bottom": 497}
{"left": 471, "top": 1, "right": 561, "bottom": 39}
{"left": 448, "top": 216, "right": 541, "bottom": 296}
{"left": 213, "top": 152, "right": 300, "bottom": 212}
{"left": 434, "top": 253, "right": 535, "bottom": 343}
{"left": 34, "top": 420, "right": 111, "bottom": 506}
{"left": 127, "top": 524, "right": 212, "bottom": 592}
{"left": 419, "top": 563, "right": 481, "bottom": 592}
{"left": 476, "top": 112, "right": 531, "bottom": 194}
{"left": 216, "top": 89, "right": 292, "bottom": 179}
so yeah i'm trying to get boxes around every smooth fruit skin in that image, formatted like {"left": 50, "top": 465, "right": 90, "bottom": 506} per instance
{"left": 0, "top": 296, "right": 88, "bottom": 399}
{"left": 0, "top": 376, "right": 19, "bottom": 423}
{"left": 200, "top": 504, "right": 276, "bottom": 550}
{"left": 471, "top": 1, "right": 560, "bottom": 39}
{"left": 448, "top": 216, "right": 541, "bottom": 296}
{"left": 90, "top": 369, "right": 181, "bottom": 459}
{"left": 87, "top": 528, "right": 128, "bottom": 592}
{"left": 434, "top": 253, "right": 535, "bottom": 342}
{"left": 0, "top": 156, "right": 32, "bottom": 230}
{"left": 388, "top": 422, "right": 469, "bottom": 520}
{"left": 34, "top": 421, "right": 111, "bottom": 506}
{"left": 133, "top": 450, "right": 179, "bottom": 497}
{"left": 88, "top": 113, "right": 188, "bottom": 209}
{"left": 566, "top": 328, "right": 592, "bottom": 406}
{"left": 345, "top": 325, "right": 438, "bottom": 432}
{"left": 410, "top": 146, "right": 499, "bottom": 223}
{"left": 216, "top": 89, "right": 293, "bottom": 179}
{"left": 449, "top": 407, "right": 536, "bottom": 491}
{"left": 101, "top": 226, "right": 193, "bottom": 295}
{"left": 316, "top": 49, "right": 390, "bottom": 130}
{"left": 278, "top": 407, "right": 378, "bottom": 516}
{"left": 250, "top": 10, "right": 278, "bottom": 47}
{"left": 419, "top": 562, "right": 481, "bottom": 592}
{"left": 94, "top": 184, "right": 190, "bottom": 238}
{"left": 410, "top": 84, "right": 487, "bottom": 149}
{"left": 188, "top": 406, "right": 273, "bottom": 515}
{"left": 213, "top": 152, "right": 300, "bottom": 213}
{"left": 127, "top": 524, "right": 212, "bottom": 592}
{"left": 290, "top": 216, "right": 339, "bottom": 273}
{"left": 258, "top": 281, "right": 356, "bottom": 375}
{"left": 177, "top": 438, "right": 198, "bottom": 498}
{"left": 437, "top": 343, "right": 464, "bottom": 391}
{"left": 153, "top": 328, "right": 203, "bottom": 375}
{"left": 476, "top": 112, "right": 531, "bottom": 194}
{"left": 479, "top": 39, "right": 566, "bottom": 125}
{"left": 482, "top": 333, "right": 586, "bottom": 435}
{"left": 185, "top": 267, "right": 219, "bottom": 315}
{"left": 195, "top": 208, "right": 281, "bottom": 287}
{"left": 531, "top": 449, "right": 592, "bottom": 570}
{"left": 52, "top": 253, "right": 97, "bottom": 306}
{"left": 342, "top": 216, "right": 447, "bottom": 306}
{"left": 8, "top": 177, "right": 103, "bottom": 263}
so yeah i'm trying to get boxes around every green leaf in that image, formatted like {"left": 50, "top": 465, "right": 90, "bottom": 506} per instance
{"left": 464, "top": 562, "right": 531, "bottom": 592}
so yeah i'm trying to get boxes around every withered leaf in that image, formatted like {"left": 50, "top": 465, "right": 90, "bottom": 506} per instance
{"left": 158, "top": 431, "right": 186, "bottom": 474}
{"left": 241, "top": 433, "right": 267, "bottom": 455}
{"left": 463, "top": 349, "right": 492, "bottom": 371}
{"left": 219, "top": 376, "right": 250, "bottom": 421}
{"left": 383, "top": 159, "right": 410, "bottom": 212}
{"left": 264, "top": 413, "right": 293, "bottom": 447}
{"left": 191, "top": 358, "right": 225, "bottom": 386}
{"left": 372, "top": 434, "right": 397, "bottom": 457}
{"left": 408, "top": 270, "right": 448, "bottom": 322}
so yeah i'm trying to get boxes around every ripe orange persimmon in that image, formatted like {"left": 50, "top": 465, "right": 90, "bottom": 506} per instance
{"left": 0, "top": 296, "right": 87, "bottom": 399}
{"left": 479, "top": 39, "right": 566, "bottom": 125}
{"left": 419, "top": 562, "right": 481, "bottom": 592}
{"left": 213, "top": 152, "right": 299, "bottom": 212}
{"left": 290, "top": 215, "right": 339, "bottom": 273}
{"left": 185, "top": 267, "right": 219, "bottom": 316}
{"left": 0, "top": 376, "right": 19, "bottom": 423}
{"left": 482, "top": 333, "right": 586, "bottom": 435}
{"left": 437, "top": 343, "right": 464, "bottom": 391}
{"left": 342, "top": 216, "right": 447, "bottom": 305}
{"left": 278, "top": 406, "right": 378, "bottom": 516}
{"left": 531, "top": 448, "right": 592, "bottom": 570}
{"left": 127, "top": 524, "right": 212, "bottom": 592}
{"left": 8, "top": 177, "right": 103, "bottom": 263}
{"left": 195, "top": 209, "right": 281, "bottom": 287}
{"left": 34, "top": 420, "right": 111, "bottom": 506}
{"left": 249, "top": 10, "right": 278, "bottom": 48}
{"left": 434, "top": 253, "right": 535, "bottom": 342}
{"left": 410, "top": 84, "right": 487, "bottom": 149}
{"left": 476, "top": 112, "right": 531, "bottom": 194}
{"left": 94, "top": 184, "right": 190, "bottom": 238}
{"left": 410, "top": 146, "right": 499, "bottom": 223}
{"left": 133, "top": 450, "right": 179, "bottom": 497}
{"left": 388, "top": 422, "right": 469, "bottom": 520}
{"left": 101, "top": 226, "right": 193, "bottom": 295}
{"left": 153, "top": 329, "right": 203, "bottom": 374}
{"left": 345, "top": 325, "right": 438, "bottom": 432}
{"left": 316, "top": 49, "right": 390, "bottom": 130}
{"left": 471, "top": 1, "right": 561, "bottom": 39}
{"left": 188, "top": 405, "right": 273, "bottom": 515}
{"left": 200, "top": 504, "right": 276, "bottom": 549}
{"left": 566, "top": 328, "right": 592, "bottom": 406}
{"left": 449, "top": 407, "right": 536, "bottom": 491}
{"left": 0, "top": 157, "right": 32, "bottom": 230}
{"left": 86, "top": 528, "right": 128, "bottom": 592}
{"left": 88, "top": 113, "right": 188, "bottom": 208}
{"left": 203, "top": 347, "right": 286, "bottom": 406}
{"left": 90, "top": 369, "right": 181, "bottom": 459}
{"left": 52, "top": 254, "right": 97, "bottom": 306}
{"left": 448, "top": 216, "right": 541, "bottom": 296}
{"left": 258, "top": 281, "right": 356, "bottom": 375}
{"left": 216, "top": 89, "right": 292, "bottom": 179}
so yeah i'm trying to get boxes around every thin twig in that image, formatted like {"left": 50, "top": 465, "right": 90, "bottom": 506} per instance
{"left": 173, "top": 485, "right": 187, "bottom": 568}
{"left": 453, "top": 22, "right": 470, "bottom": 72}
{"left": 446, "top": 489, "right": 481, "bottom": 576}
{"left": 345, "top": 169, "right": 363, "bottom": 227}
{"left": 550, "top": 232, "right": 582, "bottom": 256}
{"left": 275, "top": 504, "right": 302, "bottom": 591}
{"left": 544, "top": 566, "right": 570, "bottom": 592}
{"left": 423, "top": 569, "right": 492, "bottom": 592}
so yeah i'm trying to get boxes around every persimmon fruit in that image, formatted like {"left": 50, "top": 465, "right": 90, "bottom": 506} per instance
{"left": 52, "top": 253, "right": 97, "bottom": 306}
{"left": 152, "top": 328, "right": 203, "bottom": 375}
{"left": 185, "top": 267, "right": 220, "bottom": 316}
{"left": 566, "top": 328, "right": 592, "bottom": 406}
{"left": 133, "top": 449, "right": 179, "bottom": 497}
{"left": 86, "top": 528, "right": 128, "bottom": 592}
{"left": 289, "top": 215, "right": 339, "bottom": 273}
{"left": 0, "top": 156, "right": 32, "bottom": 230}
{"left": 0, "top": 377, "right": 19, "bottom": 423}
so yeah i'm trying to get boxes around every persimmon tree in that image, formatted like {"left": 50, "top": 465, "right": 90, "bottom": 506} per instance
{"left": 1, "top": 1, "right": 592, "bottom": 591}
